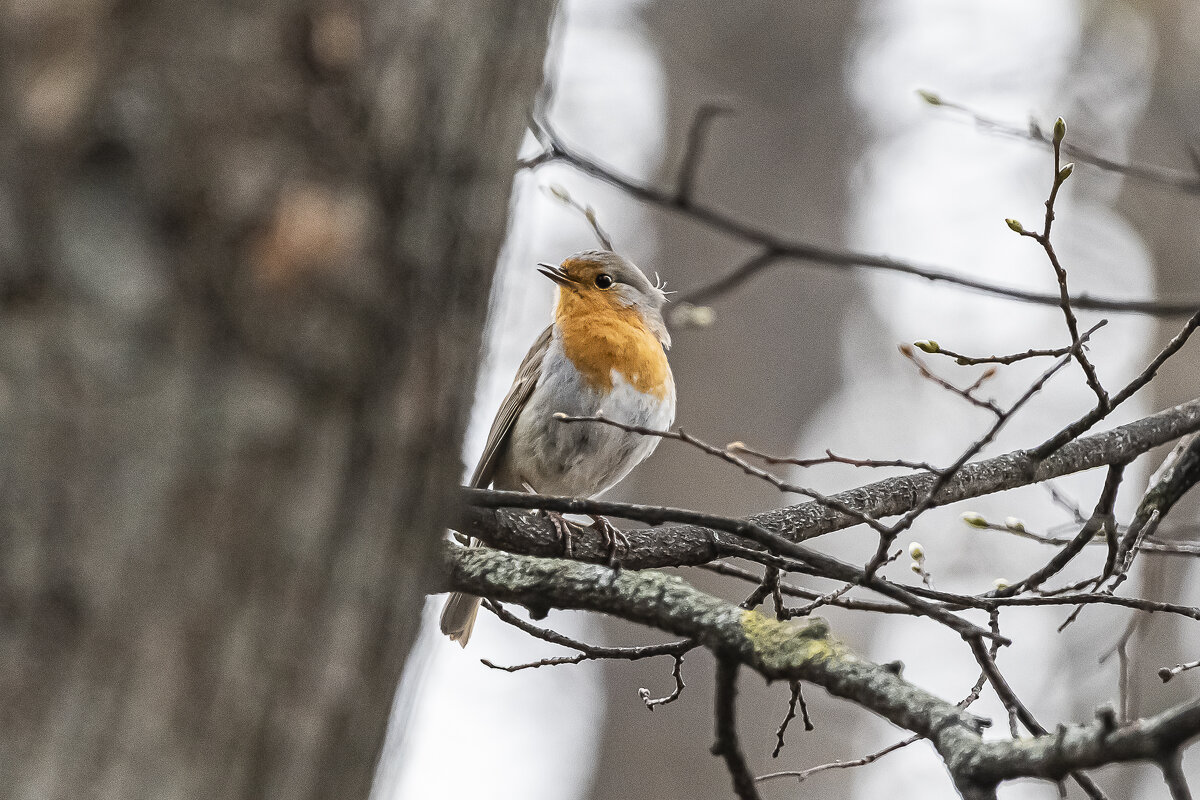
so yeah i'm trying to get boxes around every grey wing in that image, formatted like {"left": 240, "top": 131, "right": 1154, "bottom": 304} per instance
{"left": 468, "top": 325, "right": 552, "bottom": 489}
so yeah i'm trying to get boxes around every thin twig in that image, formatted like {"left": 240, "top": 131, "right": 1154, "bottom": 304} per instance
{"left": 1159, "top": 659, "right": 1200, "bottom": 684}
{"left": 1097, "top": 617, "right": 1140, "bottom": 721}
{"left": 729, "top": 442, "right": 938, "bottom": 473}
{"left": 739, "top": 565, "right": 781, "bottom": 612}
{"left": 927, "top": 341, "right": 1077, "bottom": 366}
{"left": 968, "top": 635, "right": 1110, "bottom": 800}
{"left": 772, "top": 681, "right": 813, "bottom": 758}
{"left": 993, "top": 464, "right": 1124, "bottom": 596}
{"left": 699, "top": 561, "right": 916, "bottom": 615}
{"left": 712, "top": 659, "right": 762, "bottom": 800}
{"left": 675, "top": 103, "right": 733, "bottom": 206}
{"left": 790, "top": 549, "right": 902, "bottom": 617}
{"left": 541, "top": 184, "right": 615, "bottom": 250}
{"left": 873, "top": 322, "right": 1104, "bottom": 572}
{"left": 553, "top": 412, "right": 891, "bottom": 535}
{"left": 757, "top": 639, "right": 998, "bottom": 786}
{"left": 521, "top": 113, "right": 1199, "bottom": 316}
{"left": 478, "top": 600, "right": 694, "bottom": 672}
{"left": 923, "top": 93, "right": 1200, "bottom": 196}
{"left": 899, "top": 344, "right": 1003, "bottom": 416}
{"left": 1031, "top": 310, "right": 1200, "bottom": 461}
{"left": 757, "top": 736, "right": 917, "bottom": 785}
{"left": 1044, "top": 480, "right": 1088, "bottom": 523}
{"left": 640, "top": 654, "right": 687, "bottom": 710}
{"left": 1010, "top": 117, "right": 1110, "bottom": 410}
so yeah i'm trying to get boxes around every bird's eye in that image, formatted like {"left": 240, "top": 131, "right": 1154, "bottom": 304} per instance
{"left": 595, "top": 273, "right": 614, "bottom": 289}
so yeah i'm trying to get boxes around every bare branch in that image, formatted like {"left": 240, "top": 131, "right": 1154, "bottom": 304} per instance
{"left": 462, "top": 488, "right": 1002, "bottom": 642}
{"left": 700, "top": 561, "right": 916, "bottom": 615}
{"left": 1009, "top": 117, "right": 1109, "bottom": 410}
{"left": 922, "top": 92, "right": 1200, "bottom": 196}
{"left": 925, "top": 340, "right": 1078, "bottom": 367}
{"left": 442, "top": 544, "right": 1200, "bottom": 795}
{"left": 522, "top": 114, "right": 1200, "bottom": 316}
{"left": 1161, "top": 751, "right": 1194, "bottom": 800}
{"left": 739, "top": 565, "right": 782, "bottom": 614}
{"left": 729, "top": 442, "right": 937, "bottom": 473}
{"left": 640, "top": 654, "right": 687, "bottom": 709}
{"left": 771, "top": 681, "right": 813, "bottom": 758}
{"left": 541, "top": 184, "right": 615, "bottom": 250}
{"left": 873, "top": 322, "right": 1102, "bottom": 572}
{"left": 757, "top": 735, "right": 918, "bottom": 786}
{"left": 712, "top": 659, "right": 761, "bottom": 800}
{"left": 1098, "top": 619, "right": 1140, "bottom": 721}
{"left": 552, "top": 412, "right": 891, "bottom": 534}
{"left": 478, "top": 601, "right": 694, "bottom": 672}
{"left": 993, "top": 463, "right": 1124, "bottom": 596}
{"left": 899, "top": 344, "right": 1003, "bottom": 416}
{"left": 463, "top": 396, "right": 1200, "bottom": 567}
{"left": 1160, "top": 659, "right": 1200, "bottom": 684}
{"left": 1031, "top": 310, "right": 1200, "bottom": 460}
{"left": 675, "top": 103, "right": 733, "bottom": 206}
{"left": 1116, "top": 433, "right": 1200, "bottom": 569}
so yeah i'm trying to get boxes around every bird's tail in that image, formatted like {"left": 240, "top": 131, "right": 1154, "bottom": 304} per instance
{"left": 440, "top": 592, "right": 482, "bottom": 647}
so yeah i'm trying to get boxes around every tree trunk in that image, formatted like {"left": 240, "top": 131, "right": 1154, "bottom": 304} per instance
{"left": 0, "top": 2, "right": 553, "bottom": 798}
{"left": 1111, "top": 0, "right": 1200, "bottom": 793}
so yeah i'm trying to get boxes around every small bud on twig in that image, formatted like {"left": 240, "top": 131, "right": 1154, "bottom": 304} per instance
{"left": 1053, "top": 116, "right": 1066, "bottom": 144}
{"left": 992, "top": 578, "right": 1010, "bottom": 591}
{"left": 917, "top": 89, "right": 942, "bottom": 106}
{"left": 1004, "top": 517, "right": 1026, "bottom": 532}
{"left": 1058, "top": 163, "right": 1074, "bottom": 181}
{"left": 913, "top": 340, "right": 939, "bottom": 354}
{"left": 908, "top": 542, "right": 925, "bottom": 562}
{"left": 1005, "top": 218, "right": 1024, "bottom": 234}
{"left": 547, "top": 183, "right": 571, "bottom": 202}
{"left": 961, "top": 511, "right": 989, "bottom": 528}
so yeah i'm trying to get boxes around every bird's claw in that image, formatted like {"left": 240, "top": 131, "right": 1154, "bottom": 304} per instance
{"left": 540, "top": 509, "right": 578, "bottom": 557}
{"left": 589, "top": 515, "right": 627, "bottom": 569}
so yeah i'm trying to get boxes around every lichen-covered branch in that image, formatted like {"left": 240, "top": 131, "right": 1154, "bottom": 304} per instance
{"left": 439, "top": 544, "right": 1200, "bottom": 798}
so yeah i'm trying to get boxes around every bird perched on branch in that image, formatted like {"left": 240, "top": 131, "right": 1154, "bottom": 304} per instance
{"left": 441, "top": 250, "right": 676, "bottom": 646}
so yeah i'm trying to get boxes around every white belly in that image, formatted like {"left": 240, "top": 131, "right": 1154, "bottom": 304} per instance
{"left": 495, "top": 338, "right": 675, "bottom": 497}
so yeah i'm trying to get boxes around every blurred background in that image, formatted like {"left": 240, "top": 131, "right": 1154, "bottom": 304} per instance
{"left": 385, "top": 1, "right": 1200, "bottom": 799}
{"left": 3, "top": 0, "right": 1199, "bottom": 798}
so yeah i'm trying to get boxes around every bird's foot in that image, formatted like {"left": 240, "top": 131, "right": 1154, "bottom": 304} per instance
{"left": 540, "top": 509, "right": 578, "bottom": 557}
{"left": 589, "top": 514, "right": 628, "bottom": 569}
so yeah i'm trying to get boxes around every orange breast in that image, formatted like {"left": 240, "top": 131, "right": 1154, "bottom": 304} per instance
{"left": 555, "top": 288, "right": 671, "bottom": 400}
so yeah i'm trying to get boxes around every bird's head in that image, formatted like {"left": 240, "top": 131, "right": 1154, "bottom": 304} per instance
{"left": 538, "top": 250, "right": 671, "bottom": 348}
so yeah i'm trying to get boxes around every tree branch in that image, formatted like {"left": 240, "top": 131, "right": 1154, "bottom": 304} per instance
{"left": 462, "top": 397, "right": 1200, "bottom": 571}
{"left": 712, "top": 659, "right": 761, "bottom": 800}
{"left": 522, "top": 114, "right": 1200, "bottom": 316}
{"left": 440, "top": 544, "right": 1200, "bottom": 796}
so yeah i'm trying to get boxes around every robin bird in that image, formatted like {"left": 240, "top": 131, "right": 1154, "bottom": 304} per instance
{"left": 440, "top": 250, "right": 676, "bottom": 646}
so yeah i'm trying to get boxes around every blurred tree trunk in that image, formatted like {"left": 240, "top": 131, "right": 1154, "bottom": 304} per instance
{"left": 0, "top": 2, "right": 552, "bottom": 799}
{"left": 1111, "top": 0, "right": 1200, "bottom": 792}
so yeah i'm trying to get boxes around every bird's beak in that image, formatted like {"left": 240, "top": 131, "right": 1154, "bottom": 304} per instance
{"left": 537, "top": 262, "right": 574, "bottom": 287}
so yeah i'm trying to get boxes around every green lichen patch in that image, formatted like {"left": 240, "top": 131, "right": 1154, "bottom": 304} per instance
{"left": 739, "top": 609, "right": 838, "bottom": 674}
